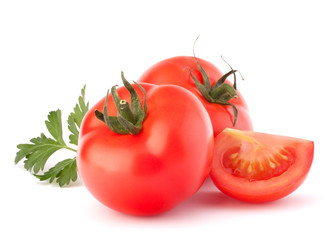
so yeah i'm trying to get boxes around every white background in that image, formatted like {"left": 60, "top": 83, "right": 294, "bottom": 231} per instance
{"left": 1, "top": 0, "right": 329, "bottom": 239}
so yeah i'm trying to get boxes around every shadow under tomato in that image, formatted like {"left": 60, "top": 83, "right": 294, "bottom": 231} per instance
{"left": 167, "top": 177, "right": 318, "bottom": 216}
{"left": 35, "top": 177, "right": 84, "bottom": 188}
{"left": 87, "top": 177, "right": 318, "bottom": 224}
{"left": 154, "top": 176, "right": 318, "bottom": 222}
{"left": 184, "top": 189, "right": 316, "bottom": 210}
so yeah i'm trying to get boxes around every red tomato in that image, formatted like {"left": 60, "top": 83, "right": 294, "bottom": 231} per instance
{"left": 137, "top": 56, "right": 253, "bottom": 136}
{"left": 77, "top": 82, "right": 214, "bottom": 216}
{"left": 210, "top": 128, "right": 314, "bottom": 203}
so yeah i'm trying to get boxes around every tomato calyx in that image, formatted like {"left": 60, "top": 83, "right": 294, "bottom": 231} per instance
{"left": 189, "top": 56, "right": 242, "bottom": 126}
{"left": 189, "top": 39, "right": 243, "bottom": 126}
{"left": 95, "top": 72, "right": 147, "bottom": 135}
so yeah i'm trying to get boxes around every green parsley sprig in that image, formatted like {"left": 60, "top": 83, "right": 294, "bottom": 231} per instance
{"left": 15, "top": 86, "right": 89, "bottom": 187}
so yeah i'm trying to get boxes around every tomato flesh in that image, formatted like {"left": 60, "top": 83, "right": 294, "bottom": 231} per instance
{"left": 210, "top": 128, "right": 314, "bottom": 203}
{"left": 222, "top": 137, "right": 295, "bottom": 181}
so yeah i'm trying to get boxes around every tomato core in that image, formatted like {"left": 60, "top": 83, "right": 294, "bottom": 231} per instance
{"left": 222, "top": 134, "right": 295, "bottom": 181}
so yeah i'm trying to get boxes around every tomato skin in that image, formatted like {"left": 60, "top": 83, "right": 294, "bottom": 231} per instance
{"left": 210, "top": 129, "right": 314, "bottom": 203}
{"left": 77, "top": 83, "right": 214, "bottom": 216}
{"left": 137, "top": 56, "right": 253, "bottom": 136}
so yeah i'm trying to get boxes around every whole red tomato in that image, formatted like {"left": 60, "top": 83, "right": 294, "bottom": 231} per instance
{"left": 77, "top": 75, "right": 214, "bottom": 216}
{"left": 138, "top": 56, "right": 253, "bottom": 136}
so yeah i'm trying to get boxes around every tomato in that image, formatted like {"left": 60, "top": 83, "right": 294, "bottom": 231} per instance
{"left": 137, "top": 56, "right": 253, "bottom": 136}
{"left": 77, "top": 78, "right": 213, "bottom": 216}
{"left": 210, "top": 128, "right": 314, "bottom": 203}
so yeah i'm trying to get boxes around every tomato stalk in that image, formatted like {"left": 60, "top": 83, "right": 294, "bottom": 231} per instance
{"left": 95, "top": 72, "right": 147, "bottom": 135}
{"left": 210, "top": 82, "right": 237, "bottom": 101}
{"left": 190, "top": 38, "right": 243, "bottom": 126}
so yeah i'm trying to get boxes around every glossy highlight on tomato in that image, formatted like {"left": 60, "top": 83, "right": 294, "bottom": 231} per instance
{"left": 138, "top": 56, "right": 253, "bottom": 136}
{"left": 77, "top": 82, "right": 214, "bottom": 216}
{"left": 210, "top": 128, "right": 314, "bottom": 203}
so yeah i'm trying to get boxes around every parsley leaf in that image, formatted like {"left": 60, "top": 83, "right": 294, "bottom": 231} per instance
{"left": 34, "top": 158, "right": 78, "bottom": 187}
{"left": 16, "top": 131, "right": 65, "bottom": 173}
{"left": 45, "top": 109, "right": 65, "bottom": 145}
{"left": 15, "top": 86, "right": 89, "bottom": 187}
{"left": 68, "top": 85, "right": 89, "bottom": 146}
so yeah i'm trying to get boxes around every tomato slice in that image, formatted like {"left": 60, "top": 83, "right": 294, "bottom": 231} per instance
{"left": 210, "top": 128, "right": 314, "bottom": 203}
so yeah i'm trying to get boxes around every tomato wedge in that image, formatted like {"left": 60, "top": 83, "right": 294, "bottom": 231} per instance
{"left": 210, "top": 128, "right": 314, "bottom": 203}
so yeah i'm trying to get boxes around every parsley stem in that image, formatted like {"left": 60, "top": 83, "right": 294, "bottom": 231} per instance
{"left": 63, "top": 146, "right": 77, "bottom": 153}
